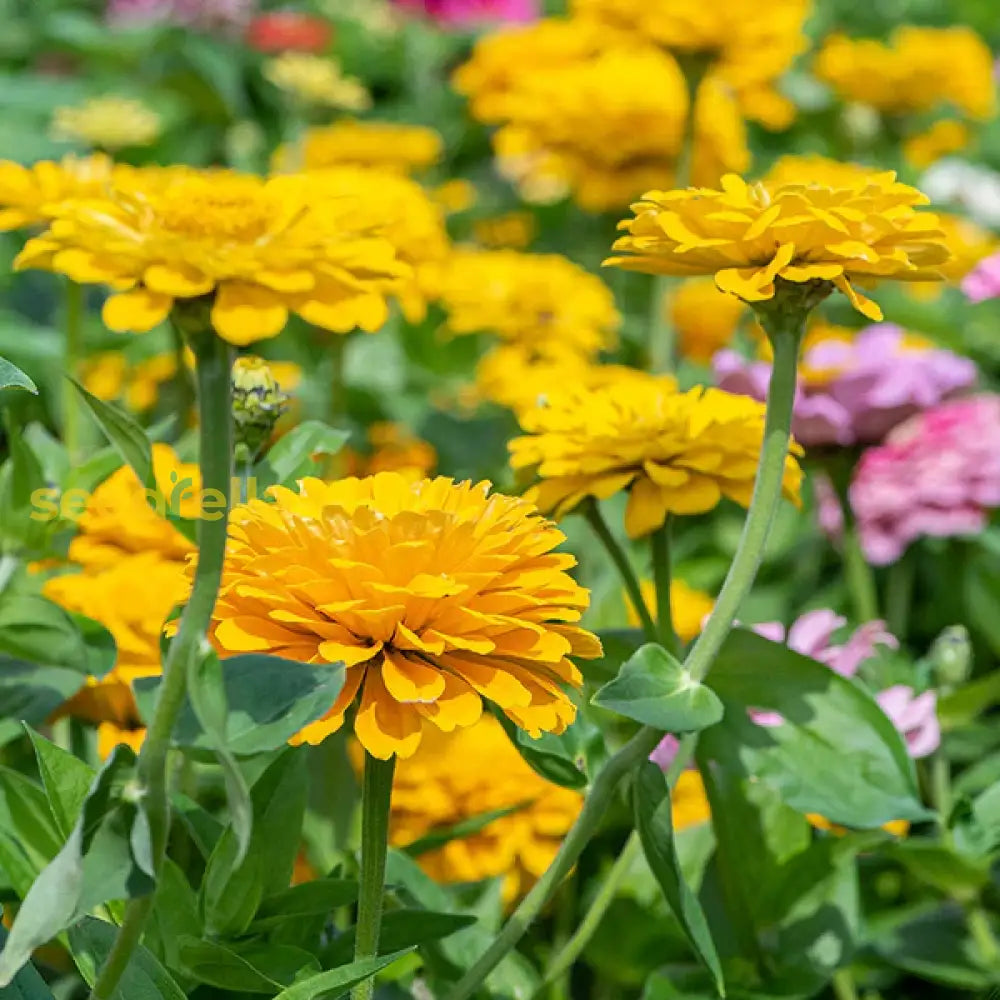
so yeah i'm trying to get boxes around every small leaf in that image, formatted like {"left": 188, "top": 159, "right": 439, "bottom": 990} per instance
{"left": 178, "top": 938, "right": 318, "bottom": 993}
{"left": 593, "top": 643, "right": 724, "bottom": 732}
{"left": 257, "top": 421, "right": 350, "bottom": 487}
{"left": 323, "top": 910, "right": 476, "bottom": 967}
{"left": 0, "top": 662, "right": 89, "bottom": 748}
{"left": 0, "top": 357, "right": 37, "bottom": 394}
{"left": 270, "top": 950, "right": 415, "bottom": 1000}
{"left": 634, "top": 762, "right": 725, "bottom": 996}
{"left": 25, "top": 726, "right": 96, "bottom": 838}
{"left": 251, "top": 880, "right": 359, "bottom": 931}
{"left": 491, "top": 708, "right": 588, "bottom": 789}
{"left": 68, "top": 378, "right": 153, "bottom": 488}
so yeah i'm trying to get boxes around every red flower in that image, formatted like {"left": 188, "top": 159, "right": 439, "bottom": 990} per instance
{"left": 245, "top": 11, "right": 331, "bottom": 53}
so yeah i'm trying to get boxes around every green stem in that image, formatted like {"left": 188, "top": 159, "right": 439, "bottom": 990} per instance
{"left": 351, "top": 753, "right": 396, "bottom": 1000}
{"left": 63, "top": 280, "right": 83, "bottom": 463}
{"left": 444, "top": 299, "right": 806, "bottom": 1000}
{"left": 584, "top": 500, "right": 657, "bottom": 644}
{"left": 831, "top": 968, "right": 859, "bottom": 1000}
{"left": 885, "top": 553, "right": 915, "bottom": 641}
{"left": 534, "top": 832, "right": 641, "bottom": 996}
{"left": 930, "top": 753, "right": 952, "bottom": 837}
{"left": 651, "top": 518, "right": 678, "bottom": 654}
{"left": 966, "top": 906, "right": 1000, "bottom": 967}
{"left": 842, "top": 520, "right": 879, "bottom": 622}
{"left": 683, "top": 312, "right": 803, "bottom": 683}
{"left": 89, "top": 331, "right": 234, "bottom": 1000}
{"left": 169, "top": 323, "right": 195, "bottom": 438}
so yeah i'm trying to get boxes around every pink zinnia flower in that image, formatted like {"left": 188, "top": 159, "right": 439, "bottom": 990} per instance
{"left": 876, "top": 686, "right": 940, "bottom": 758}
{"left": 714, "top": 324, "right": 976, "bottom": 447}
{"left": 849, "top": 396, "right": 1000, "bottom": 565}
{"left": 392, "top": 0, "right": 537, "bottom": 27}
{"left": 963, "top": 249, "right": 1000, "bottom": 302}
{"left": 107, "top": 0, "right": 253, "bottom": 31}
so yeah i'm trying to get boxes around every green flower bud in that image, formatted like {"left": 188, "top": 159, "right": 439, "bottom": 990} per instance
{"left": 232, "top": 356, "right": 290, "bottom": 462}
{"left": 928, "top": 625, "right": 972, "bottom": 691}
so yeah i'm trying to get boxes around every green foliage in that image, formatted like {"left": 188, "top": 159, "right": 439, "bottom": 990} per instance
{"left": 0, "top": 358, "right": 37, "bottom": 394}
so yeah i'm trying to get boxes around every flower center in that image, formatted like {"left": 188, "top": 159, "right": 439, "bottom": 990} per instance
{"left": 160, "top": 181, "right": 273, "bottom": 241}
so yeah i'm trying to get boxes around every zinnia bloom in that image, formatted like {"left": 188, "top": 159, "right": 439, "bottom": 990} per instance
{"left": 814, "top": 28, "right": 996, "bottom": 121}
{"left": 903, "top": 120, "right": 972, "bottom": 170}
{"left": 51, "top": 96, "right": 162, "bottom": 151}
{"left": 371, "top": 716, "right": 580, "bottom": 901}
{"left": 962, "top": 248, "right": 1000, "bottom": 303}
{"left": 669, "top": 277, "right": 746, "bottom": 363}
{"left": 876, "top": 686, "right": 940, "bottom": 758}
{"left": 273, "top": 120, "right": 443, "bottom": 175}
{"left": 508, "top": 371, "right": 803, "bottom": 538}
{"left": 605, "top": 173, "right": 950, "bottom": 321}
{"left": 0, "top": 154, "right": 113, "bottom": 231}
{"left": 107, "top": 0, "right": 253, "bottom": 32}
{"left": 713, "top": 323, "right": 977, "bottom": 447}
{"left": 393, "top": 0, "right": 537, "bottom": 26}
{"left": 14, "top": 168, "right": 410, "bottom": 345}
{"left": 439, "top": 249, "right": 619, "bottom": 356}
{"left": 245, "top": 11, "right": 331, "bottom": 51}
{"left": 849, "top": 396, "right": 1000, "bottom": 565}
{"left": 264, "top": 53, "right": 371, "bottom": 110}
{"left": 208, "top": 472, "right": 600, "bottom": 759}
{"left": 629, "top": 579, "right": 714, "bottom": 643}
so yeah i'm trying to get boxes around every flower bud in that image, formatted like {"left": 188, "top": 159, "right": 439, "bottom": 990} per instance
{"left": 232, "top": 356, "right": 290, "bottom": 462}
{"left": 928, "top": 625, "right": 973, "bottom": 691}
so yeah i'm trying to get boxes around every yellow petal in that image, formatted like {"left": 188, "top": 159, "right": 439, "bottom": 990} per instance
{"left": 211, "top": 282, "right": 288, "bottom": 345}
{"left": 103, "top": 288, "right": 173, "bottom": 333}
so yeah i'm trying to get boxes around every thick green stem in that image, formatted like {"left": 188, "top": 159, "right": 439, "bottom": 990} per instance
{"left": 534, "top": 832, "right": 641, "bottom": 996}
{"left": 584, "top": 500, "right": 657, "bottom": 644}
{"left": 651, "top": 519, "right": 678, "bottom": 654}
{"left": 843, "top": 520, "right": 879, "bottom": 622}
{"left": 445, "top": 300, "right": 806, "bottom": 1000}
{"left": 684, "top": 311, "right": 803, "bottom": 683}
{"left": 352, "top": 753, "right": 396, "bottom": 1000}
{"left": 89, "top": 332, "right": 234, "bottom": 1000}
{"left": 63, "top": 280, "right": 83, "bottom": 463}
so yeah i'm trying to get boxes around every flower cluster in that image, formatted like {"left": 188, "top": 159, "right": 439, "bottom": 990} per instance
{"left": 509, "top": 370, "right": 802, "bottom": 538}
{"left": 714, "top": 323, "right": 977, "bottom": 448}
{"left": 849, "top": 396, "right": 1000, "bottom": 565}
{"left": 51, "top": 97, "right": 162, "bottom": 151}
{"left": 607, "top": 173, "right": 950, "bottom": 320}
{"left": 208, "top": 472, "right": 600, "bottom": 759}
{"left": 264, "top": 53, "right": 371, "bottom": 110}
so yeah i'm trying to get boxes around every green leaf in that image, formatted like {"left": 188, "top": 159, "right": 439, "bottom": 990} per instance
{"left": 25, "top": 727, "right": 96, "bottom": 839}
{"left": 0, "top": 747, "right": 155, "bottom": 987}
{"left": 954, "top": 781, "right": 1000, "bottom": 856}
{"left": 257, "top": 421, "right": 350, "bottom": 487}
{"left": 706, "top": 629, "right": 929, "bottom": 827}
{"left": 68, "top": 915, "right": 187, "bottom": 1000}
{"left": 323, "top": 910, "right": 477, "bottom": 967}
{"left": 594, "top": 643, "right": 724, "bottom": 732}
{"left": 404, "top": 804, "right": 526, "bottom": 857}
{"left": 0, "top": 767, "right": 64, "bottom": 874}
{"left": 491, "top": 708, "right": 588, "bottom": 789}
{"left": 0, "top": 927, "right": 53, "bottom": 1000}
{"left": 146, "top": 860, "right": 202, "bottom": 972}
{"left": 270, "top": 950, "right": 415, "bottom": 1000}
{"left": 886, "top": 839, "right": 990, "bottom": 899}
{"left": 170, "top": 792, "right": 224, "bottom": 860}
{"left": 68, "top": 378, "right": 154, "bottom": 488}
{"left": 0, "top": 662, "right": 88, "bottom": 748}
{"left": 634, "top": 762, "right": 724, "bottom": 997}
{"left": 177, "top": 938, "right": 319, "bottom": 993}
{"left": 0, "top": 358, "right": 37, "bottom": 394}
{"left": 251, "top": 879, "right": 359, "bottom": 931}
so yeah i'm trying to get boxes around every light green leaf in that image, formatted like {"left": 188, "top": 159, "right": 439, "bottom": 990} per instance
{"left": 258, "top": 420, "right": 350, "bottom": 487}
{"left": 0, "top": 927, "right": 53, "bottom": 1000}
{"left": 24, "top": 727, "right": 96, "bottom": 838}
{"left": 270, "top": 951, "right": 415, "bottom": 1000}
{"left": 0, "top": 358, "right": 37, "bottom": 394}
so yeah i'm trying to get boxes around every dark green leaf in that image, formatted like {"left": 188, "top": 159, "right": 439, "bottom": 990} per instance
{"left": 177, "top": 938, "right": 318, "bottom": 993}
{"left": 594, "top": 644, "right": 724, "bottom": 732}
{"left": 0, "top": 358, "right": 37, "bottom": 394}
{"left": 146, "top": 860, "right": 201, "bottom": 972}
{"left": 491, "top": 708, "right": 587, "bottom": 789}
{"left": 0, "top": 767, "right": 64, "bottom": 873}
{"left": 404, "top": 804, "right": 526, "bottom": 857}
{"left": 69, "top": 378, "right": 153, "bottom": 488}
{"left": 0, "top": 661, "right": 89, "bottom": 747}
{"left": 954, "top": 781, "right": 1000, "bottom": 856}
{"left": 170, "top": 792, "right": 224, "bottom": 860}
{"left": 251, "top": 879, "right": 359, "bottom": 930}
{"left": 324, "top": 910, "right": 476, "bottom": 967}
{"left": 634, "top": 762, "right": 724, "bottom": 996}
{"left": 0, "top": 927, "right": 53, "bottom": 1000}
{"left": 68, "top": 915, "right": 187, "bottom": 1000}
{"left": 706, "top": 629, "right": 928, "bottom": 827}
{"left": 270, "top": 950, "right": 415, "bottom": 1000}
{"left": 887, "top": 839, "right": 989, "bottom": 899}
{"left": 25, "top": 726, "right": 96, "bottom": 839}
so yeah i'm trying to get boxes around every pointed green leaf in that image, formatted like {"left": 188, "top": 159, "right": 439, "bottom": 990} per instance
{"left": 257, "top": 421, "right": 351, "bottom": 487}
{"left": 0, "top": 358, "right": 37, "bottom": 394}
{"left": 634, "top": 762, "right": 724, "bottom": 996}
{"left": 594, "top": 643, "right": 724, "bottom": 731}
{"left": 323, "top": 910, "right": 477, "bottom": 967}
{"left": 491, "top": 708, "right": 588, "bottom": 789}
{"left": 177, "top": 938, "right": 318, "bottom": 993}
{"left": 0, "top": 927, "right": 53, "bottom": 1000}
{"left": 270, "top": 950, "right": 415, "bottom": 1000}
{"left": 25, "top": 726, "right": 96, "bottom": 838}
{"left": 68, "top": 378, "right": 153, "bottom": 488}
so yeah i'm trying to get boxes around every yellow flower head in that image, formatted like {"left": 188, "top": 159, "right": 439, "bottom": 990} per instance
{"left": 273, "top": 120, "right": 443, "bottom": 175}
{"left": 763, "top": 154, "right": 876, "bottom": 191}
{"left": 51, "top": 96, "right": 161, "bottom": 151}
{"left": 570, "top": 0, "right": 810, "bottom": 128}
{"left": 440, "top": 249, "right": 620, "bottom": 356}
{"left": 43, "top": 552, "right": 188, "bottom": 725}
{"left": 630, "top": 579, "right": 714, "bottom": 643}
{"left": 370, "top": 716, "right": 583, "bottom": 901}
{"left": 82, "top": 351, "right": 179, "bottom": 412}
{"left": 14, "top": 167, "right": 410, "bottom": 345}
{"left": 605, "top": 172, "right": 950, "bottom": 321}
{"left": 208, "top": 472, "right": 600, "bottom": 759}
{"left": 670, "top": 277, "right": 746, "bottom": 363}
{"left": 454, "top": 19, "right": 748, "bottom": 210}
{"left": 0, "top": 154, "right": 114, "bottom": 232}
{"left": 903, "top": 119, "right": 972, "bottom": 169}
{"left": 509, "top": 371, "right": 803, "bottom": 538}
{"left": 66, "top": 444, "right": 198, "bottom": 570}
{"left": 344, "top": 422, "right": 437, "bottom": 480}
{"left": 814, "top": 27, "right": 996, "bottom": 120}
{"left": 264, "top": 53, "right": 372, "bottom": 110}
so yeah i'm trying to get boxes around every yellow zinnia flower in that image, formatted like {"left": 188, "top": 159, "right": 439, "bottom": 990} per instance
{"left": 903, "top": 119, "right": 972, "bottom": 169}
{"left": 44, "top": 552, "right": 188, "bottom": 726}
{"left": 51, "top": 96, "right": 161, "bottom": 150}
{"left": 570, "top": 0, "right": 810, "bottom": 129}
{"left": 362, "top": 716, "right": 583, "bottom": 902}
{"left": 343, "top": 422, "right": 437, "bottom": 480}
{"left": 0, "top": 154, "right": 114, "bottom": 232}
{"left": 508, "top": 371, "right": 803, "bottom": 538}
{"left": 264, "top": 53, "right": 371, "bottom": 111}
{"left": 814, "top": 27, "right": 996, "bottom": 121}
{"left": 669, "top": 277, "right": 747, "bottom": 363}
{"left": 208, "top": 472, "right": 600, "bottom": 759}
{"left": 605, "top": 172, "right": 950, "bottom": 321}
{"left": 440, "top": 249, "right": 620, "bottom": 356}
{"left": 629, "top": 579, "right": 714, "bottom": 643}
{"left": 763, "top": 154, "right": 875, "bottom": 191}
{"left": 273, "top": 119, "right": 443, "bottom": 175}
{"left": 14, "top": 167, "right": 410, "bottom": 345}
